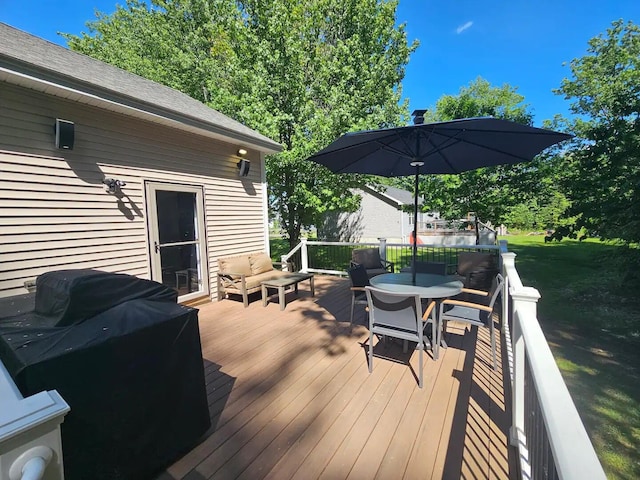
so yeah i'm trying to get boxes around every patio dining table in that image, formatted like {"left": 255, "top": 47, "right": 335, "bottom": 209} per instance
{"left": 370, "top": 272, "right": 464, "bottom": 355}
{"left": 370, "top": 272, "right": 463, "bottom": 298}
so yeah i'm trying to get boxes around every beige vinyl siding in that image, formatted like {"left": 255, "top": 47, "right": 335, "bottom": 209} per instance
{"left": 0, "top": 82, "right": 269, "bottom": 299}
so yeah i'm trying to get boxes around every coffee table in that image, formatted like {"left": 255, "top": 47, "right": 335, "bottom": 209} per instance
{"left": 261, "top": 273, "right": 315, "bottom": 310}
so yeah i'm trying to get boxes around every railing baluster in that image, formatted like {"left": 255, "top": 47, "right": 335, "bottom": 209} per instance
{"left": 298, "top": 240, "right": 501, "bottom": 276}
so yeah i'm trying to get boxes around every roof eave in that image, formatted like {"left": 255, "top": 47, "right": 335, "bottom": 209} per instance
{"left": 0, "top": 64, "right": 283, "bottom": 154}
{"left": 363, "top": 185, "right": 420, "bottom": 208}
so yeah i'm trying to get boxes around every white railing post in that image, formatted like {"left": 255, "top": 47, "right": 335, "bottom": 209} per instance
{"left": 501, "top": 251, "right": 516, "bottom": 335}
{"left": 300, "top": 238, "right": 309, "bottom": 272}
{"left": 378, "top": 238, "right": 387, "bottom": 262}
{"left": 280, "top": 254, "right": 289, "bottom": 272}
{"left": 0, "top": 361, "right": 70, "bottom": 480}
{"left": 509, "top": 286, "right": 540, "bottom": 448}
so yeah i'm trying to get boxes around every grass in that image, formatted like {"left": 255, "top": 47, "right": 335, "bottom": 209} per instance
{"left": 503, "top": 235, "right": 640, "bottom": 480}
{"left": 271, "top": 234, "right": 640, "bottom": 478}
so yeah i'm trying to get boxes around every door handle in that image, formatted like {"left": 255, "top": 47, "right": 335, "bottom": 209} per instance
{"left": 154, "top": 242, "right": 160, "bottom": 253}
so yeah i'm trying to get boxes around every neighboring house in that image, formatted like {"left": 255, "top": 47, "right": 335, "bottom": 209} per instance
{"left": 319, "top": 185, "right": 497, "bottom": 246}
{"left": 0, "top": 23, "right": 282, "bottom": 301}
{"left": 319, "top": 185, "right": 434, "bottom": 243}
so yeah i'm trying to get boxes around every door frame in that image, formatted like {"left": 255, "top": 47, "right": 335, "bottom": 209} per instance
{"left": 144, "top": 180, "right": 209, "bottom": 302}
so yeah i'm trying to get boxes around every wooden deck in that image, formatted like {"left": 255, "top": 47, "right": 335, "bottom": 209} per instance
{"left": 159, "top": 275, "right": 517, "bottom": 480}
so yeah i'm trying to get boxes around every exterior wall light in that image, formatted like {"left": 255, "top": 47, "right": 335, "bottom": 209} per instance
{"left": 236, "top": 147, "right": 250, "bottom": 176}
{"left": 103, "top": 178, "right": 126, "bottom": 194}
{"left": 54, "top": 119, "right": 74, "bottom": 149}
{"left": 237, "top": 159, "right": 250, "bottom": 177}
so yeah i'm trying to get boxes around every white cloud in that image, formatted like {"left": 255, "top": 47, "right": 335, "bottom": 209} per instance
{"left": 456, "top": 21, "right": 473, "bottom": 34}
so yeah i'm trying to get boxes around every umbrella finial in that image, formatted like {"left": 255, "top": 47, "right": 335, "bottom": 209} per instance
{"left": 411, "top": 110, "right": 427, "bottom": 125}
{"left": 411, "top": 109, "right": 427, "bottom": 125}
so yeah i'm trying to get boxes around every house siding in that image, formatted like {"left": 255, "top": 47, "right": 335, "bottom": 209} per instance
{"left": 0, "top": 82, "right": 268, "bottom": 299}
{"left": 327, "top": 188, "right": 409, "bottom": 243}
{"left": 355, "top": 190, "right": 404, "bottom": 241}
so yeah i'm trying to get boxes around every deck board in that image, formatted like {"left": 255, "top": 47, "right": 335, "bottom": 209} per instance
{"left": 161, "top": 275, "right": 516, "bottom": 480}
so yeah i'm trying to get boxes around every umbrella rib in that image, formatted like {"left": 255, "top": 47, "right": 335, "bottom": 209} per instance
{"left": 376, "top": 140, "right": 416, "bottom": 160}
{"left": 424, "top": 136, "right": 461, "bottom": 173}
{"left": 310, "top": 131, "right": 404, "bottom": 160}
{"left": 376, "top": 132, "right": 422, "bottom": 174}
{"left": 419, "top": 129, "right": 559, "bottom": 168}
{"left": 416, "top": 129, "right": 464, "bottom": 173}
{"left": 310, "top": 131, "right": 415, "bottom": 173}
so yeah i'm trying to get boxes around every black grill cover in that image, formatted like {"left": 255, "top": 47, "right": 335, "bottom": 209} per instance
{"left": 0, "top": 271, "right": 210, "bottom": 480}
{"left": 34, "top": 269, "right": 178, "bottom": 326}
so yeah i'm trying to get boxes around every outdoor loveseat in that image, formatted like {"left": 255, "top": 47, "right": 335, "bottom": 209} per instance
{"left": 0, "top": 269, "right": 210, "bottom": 480}
{"left": 217, "top": 251, "right": 291, "bottom": 307}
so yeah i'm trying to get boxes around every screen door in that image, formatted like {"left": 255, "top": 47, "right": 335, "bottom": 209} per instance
{"left": 146, "top": 182, "right": 208, "bottom": 301}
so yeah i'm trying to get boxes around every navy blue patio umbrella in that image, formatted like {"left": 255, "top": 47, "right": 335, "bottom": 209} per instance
{"left": 306, "top": 117, "right": 572, "bottom": 283}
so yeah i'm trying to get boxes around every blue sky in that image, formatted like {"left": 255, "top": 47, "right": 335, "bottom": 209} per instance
{"left": 2, "top": 0, "right": 639, "bottom": 126}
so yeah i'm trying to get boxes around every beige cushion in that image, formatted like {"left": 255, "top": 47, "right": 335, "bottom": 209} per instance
{"left": 218, "top": 255, "right": 252, "bottom": 277}
{"left": 250, "top": 252, "right": 274, "bottom": 275}
{"left": 243, "top": 270, "right": 290, "bottom": 289}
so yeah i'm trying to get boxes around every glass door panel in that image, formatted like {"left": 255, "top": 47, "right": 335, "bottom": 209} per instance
{"left": 146, "top": 182, "right": 208, "bottom": 301}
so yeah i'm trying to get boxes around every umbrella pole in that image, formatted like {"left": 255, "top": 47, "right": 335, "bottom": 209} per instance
{"left": 412, "top": 164, "right": 420, "bottom": 285}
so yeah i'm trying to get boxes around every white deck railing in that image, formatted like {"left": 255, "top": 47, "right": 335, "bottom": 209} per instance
{"left": 0, "top": 360, "right": 69, "bottom": 480}
{"left": 282, "top": 238, "right": 500, "bottom": 276}
{"left": 499, "top": 242, "right": 606, "bottom": 479}
{"left": 282, "top": 238, "right": 607, "bottom": 479}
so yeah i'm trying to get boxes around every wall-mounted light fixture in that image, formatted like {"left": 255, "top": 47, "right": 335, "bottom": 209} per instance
{"left": 54, "top": 119, "right": 75, "bottom": 149}
{"left": 237, "top": 159, "right": 250, "bottom": 177}
{"left": 102, "top": 178, "right": 126, "bottom": 194}
{"left": 236, "top": 147, "right": 250, "bottom": 176}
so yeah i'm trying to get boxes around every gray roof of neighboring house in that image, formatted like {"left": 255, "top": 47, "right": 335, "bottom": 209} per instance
{"left": 381, "top": 186, "right": 415, "bottom": 205}
{"left": 0, "top": 22, "right": 282, "bottom": 153}
{"left": 363, "top": 185, "right": 421, "bottom": 207}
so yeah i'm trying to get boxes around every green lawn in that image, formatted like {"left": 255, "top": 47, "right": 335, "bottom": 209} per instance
{"left": 503, "top": 235, "right": 640, "bottom": 480}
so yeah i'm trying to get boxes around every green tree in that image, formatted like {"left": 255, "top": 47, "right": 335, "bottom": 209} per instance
{"left": 503, "top": 192, "right": 571, "bottom": 231}
{"left": 66, "top": 0, "right": 417, "bottom": 249}
{"left": 503, "top": 201, "right": 538, "bottom": 230}
{"left": 423, "top": 76, "right": 533, "bottom": 125}
{"left": 64, "top": 0, "right": 244, "bottom": 107}
{"left": 394, "top": 77, "right": 563, "bottom": 230}
{"left": 240, "top": 0, "right": 416, "bottom": 247}
{"left": 555, "top": 19, "right": 640, "bottom": 244}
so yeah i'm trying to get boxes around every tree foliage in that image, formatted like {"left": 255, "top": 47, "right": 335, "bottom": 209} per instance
{"left": 64, "top": 0, "right": 244, "bottom": 106}
{"left": 392, "top": 77, "right": 565, "bottom": 228}
{"left": 65, "top": 0, "right": 417, "bottom": 248}
{"left": 555, "top": 19, "right": 640, "bottom": 244}
{"left": 423, "top": 76, "right": 533, "bottom": 125}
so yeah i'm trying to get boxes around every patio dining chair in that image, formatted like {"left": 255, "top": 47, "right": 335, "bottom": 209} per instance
{"left": 347, "top": 263, "right": 370, "bottom": 326}
{"left": 351, "top": 247, "right": 394, "bottom": 278}
{"left": 413, "top": 260, "right": 447, "bottom": 275}
{"left": 455, "top": 251, "right": 498, "bottom": 291}
{"left": 439, "top": 273, "right": 504, "bottom": 370}
{"left": 365, "top": 286, "right": 437, "bottom": 388}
